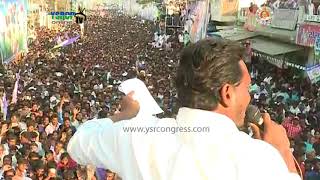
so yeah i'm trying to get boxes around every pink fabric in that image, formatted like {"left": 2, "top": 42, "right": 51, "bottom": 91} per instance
{"left": 282, "top": 120, "right": 302, "bottom": 139}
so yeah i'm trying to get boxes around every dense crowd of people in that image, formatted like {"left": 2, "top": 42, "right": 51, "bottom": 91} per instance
{"left": 0, "top": 10, "right": 181, "bottom": 180}
{"left": 248, "top": 59, "right": 320, "bottom": 180}
{"left": 0, "top": 6, "right": 320, "bottom": 180}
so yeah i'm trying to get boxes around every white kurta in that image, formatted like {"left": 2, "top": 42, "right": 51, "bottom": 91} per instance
{"left": 67, "top": 108, "right": 300, "bottom": 180}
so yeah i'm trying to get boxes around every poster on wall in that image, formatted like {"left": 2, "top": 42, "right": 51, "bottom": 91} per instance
{"left": 315, "top": 35, "right": 320, "bottom": 62}
{"left": 211, "top": 0, "right": 238, "bottom": 22}
{"left": 0, "top": 0, "right": 28, "bottom": 64}
{"left": 256, "top": 5, "right": 273, "bottom": 26}
{"left": 189, "top": 0, "right": 210, "bottom": 43}
{"left": 271, "top": 9, "right": 298, "bottom": 30}
{"left": 306, "top": 64, "right": 320, "bottom": 84}
{"left": 296, "top": 23, "right": 320, "bottom": 47}
{"left": 221, "top": 0, "right": 238, "bottom": 16}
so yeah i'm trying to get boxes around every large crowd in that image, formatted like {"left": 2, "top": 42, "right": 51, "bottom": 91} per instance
{"left": 0, "top": 7, "right": 319, "bottom": 180}
{"left": 248, "top": 58, "right": 320, "bottom": 179}
{"left": 0, "top": 10, "right": 181, "bottom": 180}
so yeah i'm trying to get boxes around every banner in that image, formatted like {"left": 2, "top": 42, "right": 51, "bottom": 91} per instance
{"left": 211, "top": 0, "right": 238, "bottom": 21}
{"left": 271, "top": 9, "right": 298, "bottom": 30}
{"left": 0, "top": 0, "right": 28, "bottom": 64}
{"left": 296, "top": 23, "right": 320, "bottom": 47}
{"left": 315, "top": 36, "right": 320, "bottom": 62}
{"left": 306, "top": 64, "right": 320, "bottom": 84}
{"left": 189, "top": 0, "right": 210, "bottom": 43}
{"left": 53, "top": 35, "right": 80, "bottom": 49}
{"left": 221, "top": 0, "right": 238, "bottom": 16}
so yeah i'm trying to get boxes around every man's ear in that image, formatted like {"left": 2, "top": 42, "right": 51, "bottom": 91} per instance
{"left": 219, "top": 83, "right": 235, "bottom": 108}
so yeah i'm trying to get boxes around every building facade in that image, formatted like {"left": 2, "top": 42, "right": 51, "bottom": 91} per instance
{"left": 213, "top": 1, "right": 320, "bottom": 71}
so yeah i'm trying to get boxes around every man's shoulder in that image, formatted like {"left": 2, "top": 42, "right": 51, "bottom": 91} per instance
{"left": 227, "top": 131, "right": 279, "bottom": 156}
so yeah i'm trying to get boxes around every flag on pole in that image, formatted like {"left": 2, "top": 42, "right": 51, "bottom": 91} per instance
{"left": 53, "top": 35, "right": 80, "bottom": 49}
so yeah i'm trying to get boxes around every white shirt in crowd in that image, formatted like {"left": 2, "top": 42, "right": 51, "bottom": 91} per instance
{"left": 289, "top": 106, "right": 301, "bottom": 115}
{"left": 71, "top": 120, "right": 80, "bottom": 129}
{"left": 154, "top": 33, "right": 159, "bottom": 42}
{"left": 68, "top": 108, "right": 300, "bottom": 180}
{"left": 45, "top": 123, "right": 61, "bottom": 135}
{"left": 178, "top": 34, "right": 184, "bottom": 43}
{"left": 263, "top": 76, "right": 272, "bottom": 84}
{"left": 303, "top": 105, "right": 311, "bottom": 113}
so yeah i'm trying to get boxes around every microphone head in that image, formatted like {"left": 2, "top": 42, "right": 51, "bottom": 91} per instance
{"left": 245, "top": 105, "right": 263, "bottom": 126}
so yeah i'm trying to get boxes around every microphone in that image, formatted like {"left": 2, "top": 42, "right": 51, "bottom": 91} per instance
{"left": 245, "top": 105, "right": 265, "bottom": 133}
{"left": 245, "top": 105, "right": 303, "bottom": 178}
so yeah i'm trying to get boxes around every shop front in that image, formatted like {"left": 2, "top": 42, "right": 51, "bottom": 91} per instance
{"left": 249, "top": 37, "right": 306, "bottom": 70}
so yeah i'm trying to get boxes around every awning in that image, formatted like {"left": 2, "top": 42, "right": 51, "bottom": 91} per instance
{"left": 215, "top": 29, "right": 258, "bottom": 41}
{"left": 250, "top": 37, "right": 303, "bottom": 56}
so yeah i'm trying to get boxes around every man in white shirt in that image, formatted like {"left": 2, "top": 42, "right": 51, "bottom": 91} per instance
{"left": 45, "top": 114, "right": 60, "bottom": 135}
{"left": 68, "top": 39, "right": 300, "bottom": 180}
{"left": 289, "top": 102, "right": 301, "bottom": 115}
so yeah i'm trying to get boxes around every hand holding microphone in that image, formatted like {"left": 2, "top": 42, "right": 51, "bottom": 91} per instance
{"left": 246, "top": 105, "right": 299, "bottom": 175}
{"left": 248, "top": 109, "right": 290, "bottom": 151}
{"left": 246, "top": 105, "right": 290, "bottom": 152}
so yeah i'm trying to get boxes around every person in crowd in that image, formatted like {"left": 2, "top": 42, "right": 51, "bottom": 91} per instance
{"left": 282, "top": 116, "right": 303, "bottom": 139}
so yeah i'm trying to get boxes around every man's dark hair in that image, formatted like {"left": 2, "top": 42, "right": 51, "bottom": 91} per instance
{"left": 3, "top": 169, "right": 15, "bottom": 179}
{"left": 98, "top": 110, "right": 109, "bottom": 118}
{"left": 7, "top": 133, "right": 17, "bottom": 141}
{"left": 17, "top": 158, "right": 28, "bottom": 165}
{"left": 51, "top": 113, "right": 58, "bottom": 120}
{"left": 34, "top": 160, "right": 45, "bottom": 170}
{"left": 3, "top": 154, "right": 12, "bottom": 162}
{"left": 63, "top": 170, "right": 76, "bottom": 180}
{"left": 26, "top": 120, "right": 36, "bottom": 128}
{"left": 45, "top": 150, "right": 54, "bottom": 155}
{"left": 60, "top": 152, "right": 69, "bottom": 160}
{"left": 175, "top": 38, "right": 245, "bottom": 111}
{"left": 47, "top": 161, "right": 57, "bottom": 169}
